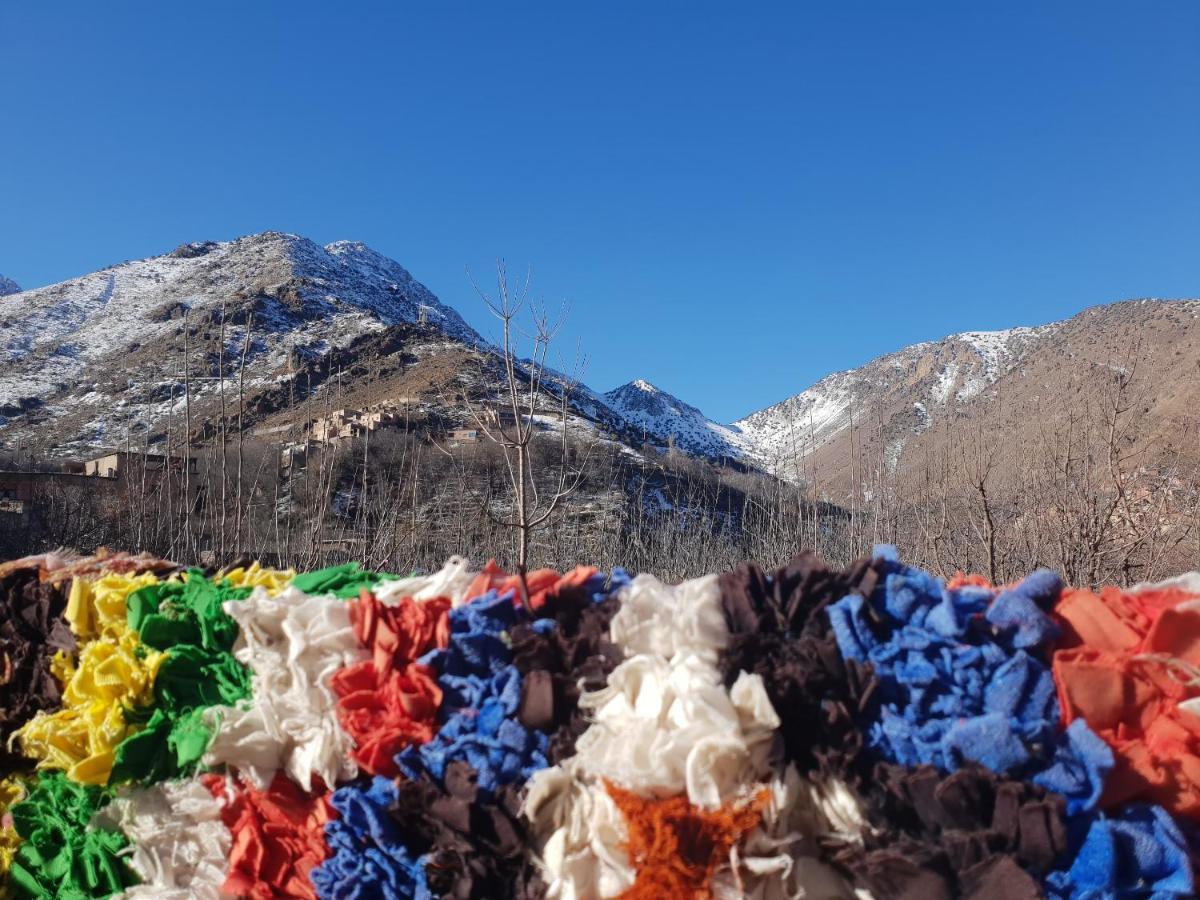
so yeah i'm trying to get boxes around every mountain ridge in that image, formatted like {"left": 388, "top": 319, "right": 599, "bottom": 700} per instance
{"left": 0, "top": 232, "right": 482, "bottom": 451}
{"left": 2, "top": 233, "right": 1197, "bottom": 486}
{"left": 729, "top": 322, "right": 1055, "bottom": 472}
{"left": 735, "top": 298, "right": 1200, "bottom": 495}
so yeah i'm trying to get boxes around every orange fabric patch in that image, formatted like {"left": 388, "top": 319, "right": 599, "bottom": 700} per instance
{"left": 1052, "top": 584, "right": 1200, "bottom": 819}
{"left": 464, "top": 560, "right": 599, "bottom": 610}
{"left": 330, "top": 590, "right": 450, "bottom": 777}
{"left": 605, "top": 781, "right": 768, "bottom": 899}
{"left": 1056, "top": 587, "right": 1143, "bottom": 653}
{"left": 204, "top": 771, "right": 333, "bottom": 900}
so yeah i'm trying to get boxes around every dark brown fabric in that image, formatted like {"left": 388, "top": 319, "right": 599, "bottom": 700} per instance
{"left": 390, "top": 761, "right": 546, "bottom": 900}
{"left": 716, "top": 553, "right": 1062, "bottom": 900}
{"left": 0, "top": 565, "right": 75, "bottom": 769}
{"left": 510, "top": 582, "right": 622, "bottom": 764}
{"left": 717, "top": 552, "right": 883, "bottom": 774}
{"left": 961, "top": 855, "right": 1046, "bottom": 900}
{"left": 844, "top": 764, "right": 1066, "bottom": 889}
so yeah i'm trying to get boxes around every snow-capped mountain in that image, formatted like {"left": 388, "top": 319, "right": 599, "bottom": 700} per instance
{"left": 0, "top": 232, "right": 483, "bottom": 448}
{"left": 733, "top": 325, "right": 1052, "bottom": 473}
{"left": 0, "top": 275, "right": 19, "bottom": 296}
{"left": 0, "top": 233, "right": 479, "bottom": 400}
{"left": 0, "top": 231, "right": 752, "bottom": 462}
{"left": 0, "top": 231, "right": 737, "bottom": 460}
{"left": 604, "top": 379, "right": 748, "bottom": 459}
{"left": 730, "top": 299, "right": 1200, "bottom": 492}
{"left": 3, "top": 232, "right": 1197, "bottom": 491}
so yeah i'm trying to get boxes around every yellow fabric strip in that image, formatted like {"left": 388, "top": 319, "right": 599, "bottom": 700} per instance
{"left": 0, "top": 776, "right": 24, "bottom": 885}
{"left": 219, "top": 562, "right": 295, "bottom": 596}
{"left": 65, "top": 571, "right": 165, "bottom": 642}
{"left": 15, "top": 573, "right": 166, "bottom": 785}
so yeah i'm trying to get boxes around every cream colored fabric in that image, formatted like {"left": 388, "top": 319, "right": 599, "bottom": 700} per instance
{"left": 525, "top": 572, "right": 867, "bottom": 899}
{"left": 100, "top": 778, "right": 232, "bottom": 899}
{"left": 202, "top": 585, "right": 366, "bottom": 790}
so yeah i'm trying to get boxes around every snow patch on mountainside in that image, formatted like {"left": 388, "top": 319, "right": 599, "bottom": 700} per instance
{"left": 0, "top": 232, "right": 482, "bottom": 414}
{"left": 731, "top": 322, "right": 1057, "bottom": 474}
{"left": 732, "top": 372, "right": 859, "bottom": 469}
{"left": 932, "top": 363, "right": 959, "bottom": 405}
{"left": 604, "top": 379, "right": 748, "bottom": 460}
{"left": 956, "top": 328, "right": 1043, "bottom": 377}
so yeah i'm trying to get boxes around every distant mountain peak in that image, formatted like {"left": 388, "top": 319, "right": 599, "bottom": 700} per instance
{"left": 0, "top": 275, "right": 19, "bottom": 296}
{"left": 0, "top": 232, "right": 483, "bottom": 443}
{"left": 604, "top": 379, "right": 746, "bottom": 459}
{"left": 606, "top": 379, "right": 707, "bottom": 421}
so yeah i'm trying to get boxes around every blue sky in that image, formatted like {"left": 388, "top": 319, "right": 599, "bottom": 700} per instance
{"left": 2, "top": 3, "right": 1197, "bottom": 422}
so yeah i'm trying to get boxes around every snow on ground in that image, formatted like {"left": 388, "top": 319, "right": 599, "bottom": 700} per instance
{"left": 955, "top": 327, "right": 1044, "bottom": 378}
{"left": 955, "top": 376, "right": 986, "bottom": 402}
{"left": 731, "top": 371, "right": 857, "bottom": 470}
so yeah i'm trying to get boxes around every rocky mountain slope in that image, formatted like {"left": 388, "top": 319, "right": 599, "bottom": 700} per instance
{"left": 2, "top": 233, "right": 1197, "bottom": 492}
{"left": 0, "top": 233, "right": 748, "bottom": 460}
{"left": 0, "top": 275, "right": 19, "bottom": 296}
{"left": 603, "top": 379, "right": 748, "bottom": 459}
{"left": 0, "top": 233, "right": 488, "bottom": 452}
{"left": 599, "top": 300, "right": 1200, "bottom": 490}
{"left": 736, "top": 300, "right": 1200, "bottom": 494}
{"left": 732, "top": 325, "right": 1053, "bottom": 473}
{"left": 0, "top": 236, "right": 655, "bottom": 459}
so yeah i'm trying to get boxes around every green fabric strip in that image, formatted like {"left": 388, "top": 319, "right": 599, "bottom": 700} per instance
{"left": 126, "top": 571, "right": 249, "bottom": 653}
{"left": 8, "top": 773, "right": 136, "bottom": 899}
{"left": 290, "top": 562, "right": 399, "bottom": 599}
{"left": 110, "top": 572, "right": 254, "bottom": 786}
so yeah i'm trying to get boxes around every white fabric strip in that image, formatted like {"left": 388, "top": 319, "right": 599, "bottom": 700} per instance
{"left": 524, "top": 572, "right": 867, "bottom": 899}
{"left": 373, "top": 555, "right": 478, "bottom": 606}
{"left": 98, "top": 778, "right": 232, "bottom": 899}
{"left": 202, "top": 585, "right": 367, "bottom": 790}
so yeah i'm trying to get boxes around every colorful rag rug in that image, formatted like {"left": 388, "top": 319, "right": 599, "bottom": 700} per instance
{"left": 0, "top": 548, "right": 1197, "bottom": 898}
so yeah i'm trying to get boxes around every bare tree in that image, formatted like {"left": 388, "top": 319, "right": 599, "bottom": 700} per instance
{"left": 236, "top": 313, "right": 254, "bottom": 551}
{"left": 458, "top": 262, "right": 593, "bottom": 604}
{"left": 182, "top": 309, "right": 194, "bottom": 561}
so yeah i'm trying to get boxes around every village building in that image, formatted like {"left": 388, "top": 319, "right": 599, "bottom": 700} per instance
{"left": 81, "top": 450, "right": 198, "bottom": 479}
{"left": 309, "top": 404, "right": 411, "bottom": 443}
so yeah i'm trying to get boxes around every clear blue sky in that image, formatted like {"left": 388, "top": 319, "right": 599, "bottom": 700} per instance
{"left": 2, "top": 3, "right": 1197, "bottom": 422}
